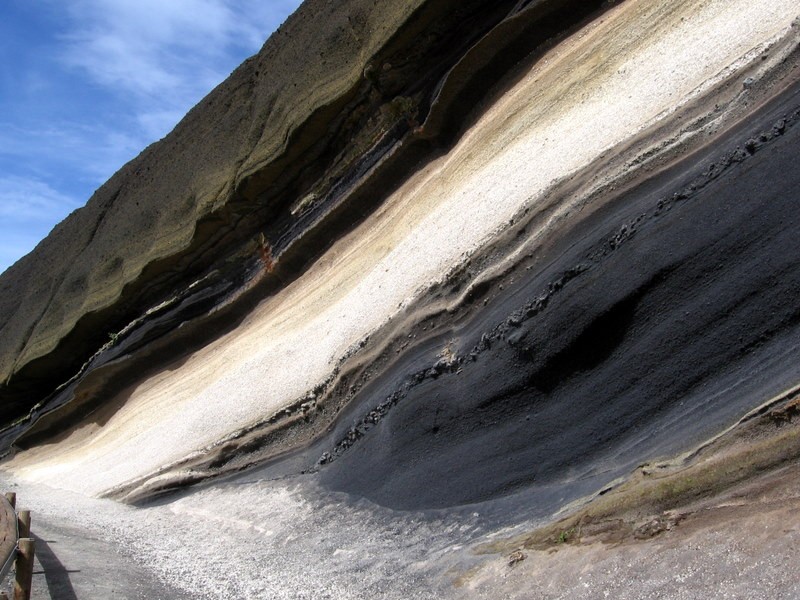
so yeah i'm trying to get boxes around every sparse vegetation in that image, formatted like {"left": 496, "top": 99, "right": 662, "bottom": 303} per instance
{"left": 557, "top": 527, "right": 576, "bottom": 544}
{"left": 384, "top": 95, "right": 420, "bottom": 128}
{"left": 477, "top": 392, "right": 800, "bottom": 555}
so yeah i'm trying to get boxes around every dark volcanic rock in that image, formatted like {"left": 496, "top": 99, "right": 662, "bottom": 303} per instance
{"left": 316, "top": 78, "right": 800, "bottom": 510}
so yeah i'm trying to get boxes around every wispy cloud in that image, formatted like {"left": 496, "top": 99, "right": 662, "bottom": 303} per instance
{"left": 0, "top": 0, "right": 301, "bottom": 272}
{"left": 0, "top": 175, "right": 82, "bottom": 273}
{"left": 0, "top": 121, "right": 143, "bottom": 185}
{"left": 60, "top": 0, "right": 298, "bottom": 138}
{"left": 0, "top": 175, "right": 81, "bottom": 220}
{"left": 62, "top": 0, "right": 230, "bottom": 96}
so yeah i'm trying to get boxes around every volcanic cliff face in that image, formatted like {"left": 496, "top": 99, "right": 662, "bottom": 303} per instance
{"left": 0, "top": 0, "right": 607, "bottom": 425}
{"left": 2, "top": 0, "right": 800, "bottom": 598}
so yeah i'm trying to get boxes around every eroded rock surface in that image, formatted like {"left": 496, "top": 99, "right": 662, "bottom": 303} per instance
{"left": 2, "top": 0, "right": 800, "bottom": 598}
{"left": 2, "top": 0, "right": 583, "bottom": 422}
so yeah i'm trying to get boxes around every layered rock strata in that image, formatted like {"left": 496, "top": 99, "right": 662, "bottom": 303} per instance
{"left": 0, "top": 2, "right": 800, "bottom": 596}
{"left": 0, "top": 0, "right": 609, "bottom": 424}
{"left": 4, "top": 2, "right": 797, "bottom": 507}
{"left": 0, "top": 0, "right": 800, "bottom": 598}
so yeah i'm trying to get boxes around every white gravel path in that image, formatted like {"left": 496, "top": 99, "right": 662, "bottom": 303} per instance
{"left": 0, "top": 472, "right": 481, "bottom": 599}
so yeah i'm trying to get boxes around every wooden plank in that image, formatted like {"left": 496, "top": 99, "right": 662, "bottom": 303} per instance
{"left": 0, "top": 494, "right": 17, "bottom": 581}
{"left": 16, "top": 512, "right": 30, "bottom": 540}
{"left": 13, "top": 538, "right": 34, "bottom": 600}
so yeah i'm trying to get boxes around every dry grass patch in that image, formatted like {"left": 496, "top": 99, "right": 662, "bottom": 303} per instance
{"left": 478, "top": 391, "right": 800, "bottom": 555}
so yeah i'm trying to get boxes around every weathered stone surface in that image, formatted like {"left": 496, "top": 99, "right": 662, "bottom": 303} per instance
{"left": 2, "top": 0, "right": 800, "bottom": 597}
{"left": 0, "top": 0, "right": 521, "bottom": 421}
{"left": 0, "top": 0, "right": 618, "bottom": 428}
{"left": 0, "top": 0, "right": 419, "bottom": 406}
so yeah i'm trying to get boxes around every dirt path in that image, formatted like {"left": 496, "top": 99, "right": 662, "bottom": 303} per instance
{"left": 5, "top": 511, "right": 190, "bottom": 600}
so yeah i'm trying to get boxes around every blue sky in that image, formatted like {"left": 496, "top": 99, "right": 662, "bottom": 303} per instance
{"left": 0, "top": 0, "right": 302, "bottom": 274}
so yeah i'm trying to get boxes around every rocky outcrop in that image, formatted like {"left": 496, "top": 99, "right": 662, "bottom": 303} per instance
{"left": 0, "top": 0, "right": 610, "bottom": 426}
{"left": 2, "top": 1, "right": 800, "bottom": 596}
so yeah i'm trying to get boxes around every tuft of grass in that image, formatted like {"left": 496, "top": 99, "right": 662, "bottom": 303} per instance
{"left": 557, "top": 527, "right": 576, "bottom": 544}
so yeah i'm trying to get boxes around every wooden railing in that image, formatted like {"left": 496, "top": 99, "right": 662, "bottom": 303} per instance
{"left": 0, "top": 493, "right": 34, "bottom": 600}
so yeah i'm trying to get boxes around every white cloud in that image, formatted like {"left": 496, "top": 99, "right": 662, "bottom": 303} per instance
{"left": 60, "top": 0, "right": 299, "bottom": 139}
{"left": 0, "top": 121, "right": 143, "bottom": 185}
{"left": 0, "top": 175, "right": 81, "bottom": 220}
{"left": 0, "top": 175, "right": 83, "bottom": 272}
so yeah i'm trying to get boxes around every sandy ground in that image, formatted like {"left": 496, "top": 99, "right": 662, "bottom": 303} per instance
{"left": 0, "top": 473, "right": 474, "bottom": 599}
{"left": 471, "top": 512, "right": 800, "bottom": 600}
{"left": 5, "top": 0, "right": 800, "bottom": 499}
{"left": 1, "top": 463, "right": 798, "bottom": 599}
{"left": 464, "top": 466, "right": 800, "bottom": 600}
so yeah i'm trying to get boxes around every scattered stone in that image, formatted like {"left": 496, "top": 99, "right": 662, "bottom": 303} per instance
{"left": 633, "top": 514, "right": 683, "bottom": 539}
{"left": 508, "top": 550, "right": 527, "bottom": 567}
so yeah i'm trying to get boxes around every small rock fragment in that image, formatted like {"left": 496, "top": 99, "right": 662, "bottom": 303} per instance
{"left": 508, "top": 550, "right": 526, "bottom": 567}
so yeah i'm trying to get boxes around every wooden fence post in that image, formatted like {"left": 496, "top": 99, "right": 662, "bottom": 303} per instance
{"left": 15, "top": 513, "right": 29, "bottom": 541}
{"left": 13, "top": 538, "right": 34, "bottom": 600}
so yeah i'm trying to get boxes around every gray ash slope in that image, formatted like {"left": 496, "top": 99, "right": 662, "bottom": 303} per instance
{"left": 260, "top": 75, "right": 800, "bottom": 513}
